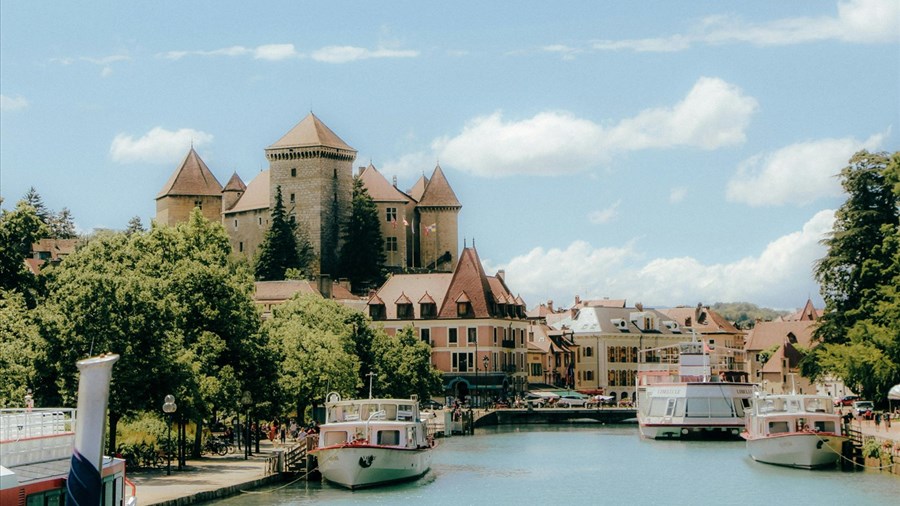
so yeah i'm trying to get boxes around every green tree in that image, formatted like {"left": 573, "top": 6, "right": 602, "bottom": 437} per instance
{"left": 371, "top": 325, "right": 442, "bottom": 400}
{"left": 255, "top": 186, "right": 302, "bottom": 280}
{"left": 42, "top": 210, "right": 269, "bottom": 452}
{"left": 49, "top": 207, "right": 77, "bottom": 239}
{"left": 264, "top": 294, "right": 360, "bottom": 423}
{"left": 125, "top": 216, "right": 145, "bottom": 235}
{"left": 0, "top": 289, "right": 46, "bottom": 406}
{"left": 338, "top": 176, "right": 385, "bottom": 293}
{"left": 23, "top": 187, "right": 53, "bottom": 225}
{"left": 0, "top": 200, "right": 50, "bottom": 305}
{"left": 802, "top": 151, "right": 900, "bottom": 402}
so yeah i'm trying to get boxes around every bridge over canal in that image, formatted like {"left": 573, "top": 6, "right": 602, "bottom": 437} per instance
{"left": 473, "top": 407, "right": 637, "bottom": 428}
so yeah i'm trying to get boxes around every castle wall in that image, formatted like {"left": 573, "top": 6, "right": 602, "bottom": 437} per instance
{"left": 267, "top": 148, "right": 354, "bottom": 276}
{"left": 224, "top": 208, "right": 269, "bottom": 261}
{"left": 417, "top": 207, "right": 459, "bottom": 271}
{"left": 156, "top": 195, "right": 222, "bottom": 227}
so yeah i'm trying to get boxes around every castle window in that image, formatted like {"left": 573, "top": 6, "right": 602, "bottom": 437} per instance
{"left": 239, "top": 242, "right": 243, "bottom": 252}
{"left": 385, "top": 237, "right": 398, "bottom": 252}
{"left": 234, "top": 219, "right": 238, "bottom": 229}
{"left": 258, "top": 217, "right": 262, "bottom": 226}
{"left": 290, "top": 193, "right": 295, "bottom": 203}
{"left": 385, "top": 207, "right": 397, "bottom": 224}
{"left": 333, "top": 168, "right": 337, "bottom": 178}
{"left": 194, "top": 200, "right": 202, "bottom": 210}
{"left": 290, "top": 213, "right": 296, "bottom": 223}
{"left": 291, "top": 168, "right": 296, "bottom": 177}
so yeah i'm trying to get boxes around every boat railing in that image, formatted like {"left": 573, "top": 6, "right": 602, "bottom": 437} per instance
{"left": 0, "top": 408, "right": 77, "bottom": 467}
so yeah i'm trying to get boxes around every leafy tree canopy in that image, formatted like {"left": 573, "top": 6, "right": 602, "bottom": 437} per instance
{"left": 255, "top": 186, "right": 303, "bottom": 281}
{"left": 371, "top": 325, "right": 443, "bottom": 400}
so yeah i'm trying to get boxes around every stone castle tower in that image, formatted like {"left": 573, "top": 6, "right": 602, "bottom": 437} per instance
{"left": 264, "top": 113, "right": 356, "bottom": 275}
{"left": 156, "top": 113, "right": 461, "bottom": 276}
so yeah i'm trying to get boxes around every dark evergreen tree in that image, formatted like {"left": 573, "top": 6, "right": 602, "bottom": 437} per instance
{"left": 0, "top": 201, "right": 50, "bottom": 306}
{"left": 23, "top": 187, "right": 52, "bottom": 226}
{"left": 49, "top": 207, "right": 77, "bottom": 239}
{"left": 125, "top": 216, "right": 145, "bottom": 236}
{"left": 338, "top": 176, "right": 386, "bottom": 293}
{"left": 255, "top": 186, "right": 302, "bottom": 280}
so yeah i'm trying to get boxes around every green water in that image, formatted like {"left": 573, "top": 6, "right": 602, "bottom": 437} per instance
{"left": 212, "top": 425, "right": 900, "bottom": 505}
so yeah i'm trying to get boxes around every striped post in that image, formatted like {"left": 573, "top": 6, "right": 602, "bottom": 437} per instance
{"left": 66, "top": 354, "right": 119, "bottom": 505}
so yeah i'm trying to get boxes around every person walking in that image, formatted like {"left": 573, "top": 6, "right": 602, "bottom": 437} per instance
{"left": 874, "top": 412, "right": 882, "bottom": 431}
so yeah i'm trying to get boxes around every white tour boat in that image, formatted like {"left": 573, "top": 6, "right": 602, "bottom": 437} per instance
{"left": 742, "top": 390, "right": 846, "bottom": 469}
{"left": 312, "top": 393, "right": 434, "bottom": 489}
{"left": 637, "top": 337, "right": 754, "bottom": 440}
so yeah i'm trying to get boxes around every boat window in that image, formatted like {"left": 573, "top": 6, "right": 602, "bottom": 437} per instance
{"left": 382, "top": 404, "right": 398, "bottom": 420}
{"left": 26, "top": 489, "right": 66, "bottom": 506}
{"left": 686, "top": 398, "right": 710, "bottom": 418}
{"left": 398, "top": 409, "right": 413, "bottom": 421}
{"left": 664, "top": 398, "right": 677, "bottom": 417}
{"left": 814, "top": 421, "right": 835, "bottom": 433}
{"left": 769, "top": 421, "right": 790, "bottom": 434}
{"left": 649, "top": 398, "right": 668, "bottom": 416}
{"left": 324, "top": 431, "right": 350, "bottom": 446}
{"left": 733, "top": 399, "right": 745, "bottom": 418}
{"left": 360, "top": 404, "right": 378, "bottom": 420}
{"left": 378, "top": 430, "right": 400, "bottom": 445}
{"left": 709, "top": 398, "right": 733, "bottom": 417}
{"left": 787, "top": 399, "right": 801, "bottom": 413}
{"left": 674, "top": 399, "right": 685, "bottom": 417}
{"left": 804, "top": 398, "right": 829, "bottom": 413}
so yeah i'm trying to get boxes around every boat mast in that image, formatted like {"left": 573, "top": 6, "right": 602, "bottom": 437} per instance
{"left": 367, "top": 372, "right": 377, "bottom": 399}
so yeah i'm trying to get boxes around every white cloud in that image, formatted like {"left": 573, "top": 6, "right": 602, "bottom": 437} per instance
{"left": 498, "top": 210, "right": 834, "bottom": 309}
{"left": 310, "top": 46, "right": 419, "bottom": 63}
{"left": 588, "top": 200, "right": 621, "bottom": 224}
{"left": 726, "top": 133, "right": 886, "bottom": 206}
{"left": 109, "top": 127, "right": 213, "bottom": 164}
{"left": 541, "top": 44, "right": 581, "bottom": 60}
{"left": 604, "top": 77, "right": 757, "bottom": 151}
{"left": 0, "top": 94, "right": 29, "bottom": 111}
{"left": 593, "top": 0, "right": 899, "bottom": 52}
{"left": 669, "top": 186, "right": 688, "bottom": 203}
{"left": 429, "top": 77, "right": 756, "bottom": 177}
{"left": 159, "top": 46, "right": 252, "bottom": 60}
{"left": 380, "top": 151, "right": 436, "bottom": 180}
{"left": 254, "top": 44, "right": 299, "bottom": 61}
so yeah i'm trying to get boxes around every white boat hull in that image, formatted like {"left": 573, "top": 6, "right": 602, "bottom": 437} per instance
{"left": 639, "top": 421, "right": 744, "bottom": 440}
{"left": 315, "top": 444, "right": 432, "bottom": 489}
{"left": 744, "top": 432, "right": 845, "bottom": 469}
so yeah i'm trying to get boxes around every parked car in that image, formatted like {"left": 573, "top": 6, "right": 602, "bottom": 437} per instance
{"left": 852, "top": 400, "right": 874, "bottom": 418}
{"left": 522, "top": 392, "right": 550, "bottom": 408}
{"left": 420, "top": 399, "right": 444, "bottom": 410}
{"left": 556, "top": 393, "right": 590, "bottom": 408}
{"left": 834, "top": 395, "right": 859, "bottom": 407}
{"left": 585, "top": 395, "right": 615, "bottom": 408}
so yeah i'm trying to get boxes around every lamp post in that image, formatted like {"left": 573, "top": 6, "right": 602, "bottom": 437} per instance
{"left": 162, "top": 395, "right": 176, "bottom": 476}
{"left": 482, "top": 355, "right": 489, "bottom": 407}
{"left": 241, "top": 391, "right": 252, "bottom": 459}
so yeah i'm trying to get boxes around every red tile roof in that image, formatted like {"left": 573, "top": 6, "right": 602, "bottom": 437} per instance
{"left": 223, "top": 172, "right": 247, "bottom": 192}
{"left": 438, "top": 247, "right": 494, "bottom": 317}
{"left": 268, "top": 113, "right": 355, "bottom": 152}
{"left": 418, "top": 164, "right": 461, "bottom": 208}
{"left": 358, "top": 164, "right": 411, "bottom": 203}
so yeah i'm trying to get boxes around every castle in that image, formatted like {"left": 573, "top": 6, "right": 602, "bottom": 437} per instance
{"left": 155, "top": 113, "right": 462, "bottom": 277}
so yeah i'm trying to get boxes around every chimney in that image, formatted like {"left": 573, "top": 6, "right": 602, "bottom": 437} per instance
{"left": 635, "top": 302, "right": 643, "bottom": 311}
{"left": 392, "top": 175, "right": 398, "bottom": 188}
{"left": 318, "top": 274, "right": 333, "bottom": 300}
{"left": 547, "top": 299, "right": 554, "bottom": 312}
{"left": 574, "top": 295, "right": 581, "bottom": 306}
{"left": 496, "top": 269, "right": 505, "bottom": 281}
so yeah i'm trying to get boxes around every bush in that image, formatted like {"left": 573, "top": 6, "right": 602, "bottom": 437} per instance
{"left": 862, "top": 438, "right": 881, "bottom": 459}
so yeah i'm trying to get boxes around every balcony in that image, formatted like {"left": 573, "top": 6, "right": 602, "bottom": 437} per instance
{"left": 501, "top": 339, "right": 516, "bottom": 349}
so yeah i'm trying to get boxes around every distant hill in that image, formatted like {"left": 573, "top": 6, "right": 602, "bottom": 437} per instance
{"left": 711, "top": 302, "right": 790, "bottom": 330}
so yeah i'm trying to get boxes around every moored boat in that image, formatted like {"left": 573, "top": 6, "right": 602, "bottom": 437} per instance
{"left": 637, "top": 337, "right": 753, "bottom": 440}
{"left": 742, "top": 390, "right": 846, "bottom": 469}
{"left": 312, "top": 393, "right": 433, "bottom": 489}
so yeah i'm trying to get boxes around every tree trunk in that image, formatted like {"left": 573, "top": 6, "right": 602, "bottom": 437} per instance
{"left": 192, "top": 417, "right": 203, "bottom": 458}
{"left": 107, "top": 412, "right": 121, "bottom": 454}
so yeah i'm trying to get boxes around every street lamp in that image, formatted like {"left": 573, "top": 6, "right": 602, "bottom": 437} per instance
{"left": 241, "top": 391, "right": 252, "bottom": 459}
{"left": 482, "top": 356, "right": 489, "bottom": 406}
{"left": 162, "top": 395, "right": 176, "bottom": 476}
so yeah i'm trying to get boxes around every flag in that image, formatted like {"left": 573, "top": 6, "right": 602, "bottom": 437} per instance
{"left": 403, "top": 218, "right": 409, "bottom": 227}
{"left": 424, "top": 223, "right": 436, "bottom": 236}
{"left": 391, "top": 219, "right": 397, "bottom": 229}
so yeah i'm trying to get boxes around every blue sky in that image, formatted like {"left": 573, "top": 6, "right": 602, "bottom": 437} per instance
{"left": 2, "top": 1, "right": 898, "bottom": 310}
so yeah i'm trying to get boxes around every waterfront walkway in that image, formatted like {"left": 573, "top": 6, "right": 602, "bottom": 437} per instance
{"left": 133, "top": 414, "right": 900, "bottom": 504}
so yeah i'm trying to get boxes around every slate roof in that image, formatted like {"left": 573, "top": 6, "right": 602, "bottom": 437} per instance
{"left": 225, "top": 170, "right": 270, "bottom": 214}
{"left": 157, "top": 148, "right": 223, "bottom": 199}
{"left": 358, "top": 164, "right": 411, "bottom": 203}
{"left": 417, "top": 164, "right": 461, "bottom": 208}
{"left": 223, "top": 172, "right": 247, "bottom": 192}
{"left": 268, "top": 113, "right": 355, "bottom": 152}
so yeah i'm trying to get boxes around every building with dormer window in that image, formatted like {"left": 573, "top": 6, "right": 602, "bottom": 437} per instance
{"left": 368, "top": 246, "right": 528, "bottom": 405}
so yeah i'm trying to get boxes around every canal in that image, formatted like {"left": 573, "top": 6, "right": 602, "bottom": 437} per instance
{"left": 212, "top": 425, "right": 900, "bottom": 505}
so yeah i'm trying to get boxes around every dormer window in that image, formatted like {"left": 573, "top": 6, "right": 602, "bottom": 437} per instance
{"left": 455, "top": 292, "right": 472, "bottom": 317}
{"left": 420, "top": 302, "right": 436, "bottom": 318}
{"left": 397, "top": 303, "right": 413, "bottom": 319}
{"left": 369, "top": 304, "right": 385, "bottom": 320}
